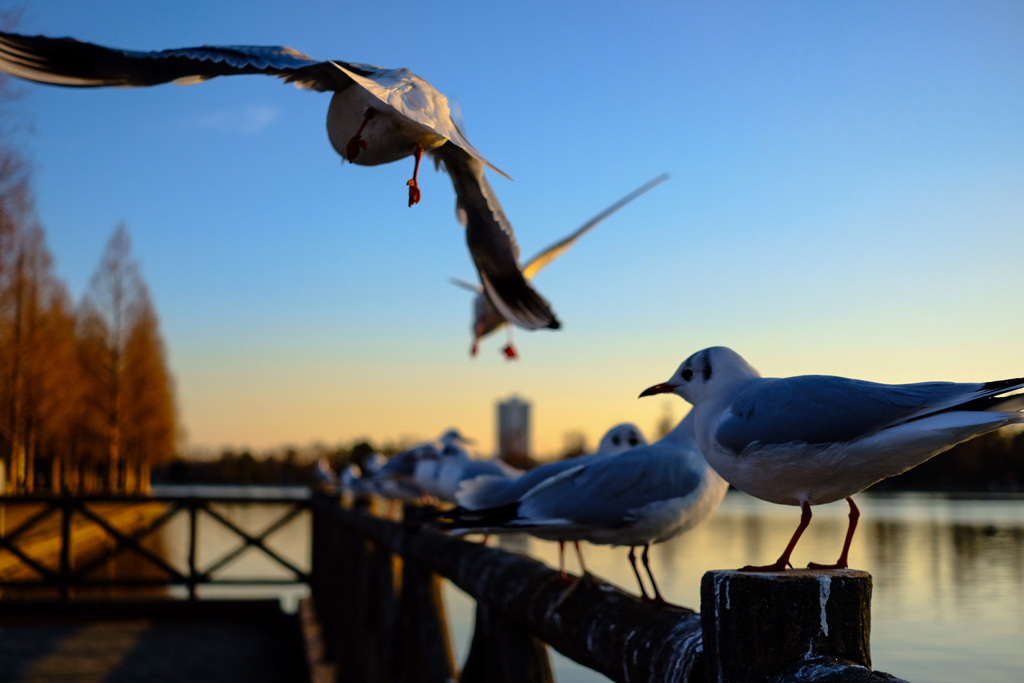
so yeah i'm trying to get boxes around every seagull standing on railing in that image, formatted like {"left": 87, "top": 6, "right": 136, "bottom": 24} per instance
{"left": 424, "top": 429, "right": 522, "bottom": 503}
{"left": 373, "top": 429, "right": 520, "bottom": 505}
{"left": 450, "top": 174, "right": 669, "bottom": 359}
{"left": 640, "top": 346, "right": 1024, "bottom": 571}
{"left": 341, "top": 456, "right": 423, "bottom": 508}
{"left": 441, "top": 414, "right": 727, "bottom": 604}
{"left": 452, "top": 422, "right": 648, "bottom": 581}
{"left": 313, "top": 456, "right": 339, "bottom": 489}
{"left": 0, "top": 29, "right": 560, "bottom": 334}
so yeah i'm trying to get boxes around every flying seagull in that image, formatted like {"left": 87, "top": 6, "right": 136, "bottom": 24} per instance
{"left": 641, "top": 346, "right": 1024, "bottom": 571}
{"left": 0, "top": 29, "right": 561, "bottom": 332}
{"left": 451, "top": 173, "right": 669, "bottom": 358}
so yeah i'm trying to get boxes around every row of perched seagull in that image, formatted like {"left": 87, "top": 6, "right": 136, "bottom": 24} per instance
{"left": 351, "top": 347, "right": 1023, "bottom": 603}
{"left": 0, "top": 29, "right": 665, "bottom": 357}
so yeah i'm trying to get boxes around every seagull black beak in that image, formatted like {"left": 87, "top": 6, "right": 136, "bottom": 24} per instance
{"left": 639, "top": 382, "right": 677, "bottom": 398}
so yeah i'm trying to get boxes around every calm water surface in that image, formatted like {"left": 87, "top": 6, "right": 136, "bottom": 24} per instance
{"left": 154, "top": 487, "right": 1024, "bottom": 682}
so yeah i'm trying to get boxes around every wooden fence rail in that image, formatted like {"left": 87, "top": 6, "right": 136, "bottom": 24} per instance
{"left": 310, "top": 496, "right": 909, "bottom": 683}
{"left": 0, "top": 492, "right": 311, "bottom": 599}
{"left": 1, "top": 492, "right": 911, "bottom": 682}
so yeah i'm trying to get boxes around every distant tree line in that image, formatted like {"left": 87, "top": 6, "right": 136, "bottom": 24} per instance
{"left": 155, "top": 428, "right": 1024, "bottom": 494}
{"left": 154, "top": 441, "right": 388, "bottom": 487}
{"left": 1, "top": 61, "right": 177, "bottom": 494}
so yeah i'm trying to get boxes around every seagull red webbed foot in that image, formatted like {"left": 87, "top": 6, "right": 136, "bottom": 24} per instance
{"left": 345, "top": 107, "right": 375, "bottom": 161}
{"left": 407, "top": 145, "right": 424, "bottom": 206}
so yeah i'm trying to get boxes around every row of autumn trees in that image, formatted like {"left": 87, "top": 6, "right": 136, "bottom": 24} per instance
{"left": 0, "top": 90, "right": 177, "bottom": 495}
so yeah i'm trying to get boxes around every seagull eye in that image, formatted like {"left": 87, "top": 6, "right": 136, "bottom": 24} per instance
{"left": 682, "top": 368, "right": 694, "bottom": 381}
{"left": 612, "top": 436, "right": 621, "bottom": 445}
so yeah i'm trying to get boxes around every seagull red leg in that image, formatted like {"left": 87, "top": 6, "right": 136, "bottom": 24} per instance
{"left": 627, "top": 546, "right": 651, "bottom": 601}
{"left": 573, "top": 541, "right": 588, "bottom": 575}
{"left": 501, "top": 327, "right": 518, "bottom": 360}
{"left": 641, "top": 544, "right": 667, "bottom": 605}
{"left": 407, "top": 144, "right": 424, "bottom": 206}
{"left": 345, "top": 107, "right": 375, "bottom": 161}
{"left": 742, "top": 500, "right": 813, "bottom": 572}
{"left": 808, "top": 497, "right": 860, "bottom": 570}
{"left": 556, "top": 540, "right": 572, "bottom": 584}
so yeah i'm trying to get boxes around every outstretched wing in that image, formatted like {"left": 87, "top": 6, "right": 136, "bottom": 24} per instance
{"left": 522, "top": 173, "right": 669, "bottom": 280}
{"left": 0, "top": 30, "right": 357, "bottom": 91}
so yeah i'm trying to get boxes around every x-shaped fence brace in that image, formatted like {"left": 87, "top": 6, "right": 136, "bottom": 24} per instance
{"left": 0, "top": 494, "right": 312, "bottom": 599}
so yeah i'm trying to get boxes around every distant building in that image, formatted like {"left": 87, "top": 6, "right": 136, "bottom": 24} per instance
{"left": 497, "top": 395, "right": 531, "bottom": 468}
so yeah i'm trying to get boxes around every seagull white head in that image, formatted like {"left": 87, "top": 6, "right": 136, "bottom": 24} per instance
{"left": 639, "top": 346, "right": 760, "bottom": 404}
{"left": 440, "top": 429, "right": 473, "bottom": 446}
{"left": 597, "top": 423, "right": 648, "bottom": 455}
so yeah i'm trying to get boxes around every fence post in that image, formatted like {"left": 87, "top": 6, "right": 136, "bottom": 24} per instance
{"left": 700, "top": 569, "right": 907, "bottom": 683}
{"left": 390, "top": 549, "right": 455, "bottom": 683}
{"left": 460, "top": 600, "right": 554, "bottom": 683}
{"left": 59, "top": 494, "right": 73, "bottom": 600}
{"left": 187, "top": 499, "right": 199, "bottom": 600}
{"left": 361, "top": 537, "right": 396, "bottom": 681}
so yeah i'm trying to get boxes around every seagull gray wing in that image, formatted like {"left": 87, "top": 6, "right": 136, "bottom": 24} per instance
{"left": 517, "top": 446, "right": 702, "bottom": 527}
{"left": 0, "top": 30, "right": 360, "bottom": 91}
{"left": 715, "top": 375, "right": 1019, "bottom": 453}
{"left": 521, "top": 173, "right": 669, "bottom": 280}
{"left": 435, "top": 142, "right": 560, "bottom": 331}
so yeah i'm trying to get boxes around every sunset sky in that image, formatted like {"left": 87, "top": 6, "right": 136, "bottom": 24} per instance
{"left": 5, "top": 0, "right": 1023, "bottom": 458}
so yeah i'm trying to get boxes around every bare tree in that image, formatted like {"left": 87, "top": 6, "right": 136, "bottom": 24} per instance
{"left": 1, "top": 225, "right": 79, "bottom": 492}
{"left": 121, "top": 290, "right": 177, "bottom": 493}
{"left": 77, "top": 226, "right": 142, "bottom": 490}
{"left": 77, "top": 225, "right": 177, "bottom": 492}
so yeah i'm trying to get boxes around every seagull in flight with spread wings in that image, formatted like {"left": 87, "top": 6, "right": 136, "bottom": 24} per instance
{"left": 452, "top": 174, "right": 669, "bottom": 358}
{"left": 0, "top": 29, "right": 561, "bottom": 332}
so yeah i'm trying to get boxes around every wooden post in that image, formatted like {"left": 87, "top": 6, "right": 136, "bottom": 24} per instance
{"left": 187, "top": 499, "right": 198, "bottom": 600}
{"left": 391, "top": 554, "right": 455, "bottom": 683}
{"left": 460, "top": 600, "right": 554, "bottom": 683}
{"left": 59, "top": 494, "right": 72, "bottom": 600}
{"left": 361, "top": 538, "right": 396, "bottom": 681}
{"left": 700, "top": 569, "right": 906, "bottom": 683}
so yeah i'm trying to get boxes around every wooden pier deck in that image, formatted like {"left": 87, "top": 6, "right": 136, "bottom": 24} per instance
{"left": 0, "top": 600, "right": 307, "bottom": 683}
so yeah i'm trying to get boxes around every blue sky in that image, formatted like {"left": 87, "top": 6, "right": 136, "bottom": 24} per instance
{"left": 5, "top": 0, "right": 1023, "bottom": 457}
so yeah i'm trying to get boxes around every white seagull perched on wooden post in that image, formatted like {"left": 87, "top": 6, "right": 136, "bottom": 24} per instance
{"left": 450, "top": 174, "right": 669, "bottom": 359}
{"left": 0, "top": 29, "right": 561, "bottom": 333}
{"left": 640, "top": 346, "right": 1024, "bottom": 572}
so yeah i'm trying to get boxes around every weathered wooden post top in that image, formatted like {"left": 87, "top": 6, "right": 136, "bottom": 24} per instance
{"left": 701, "top": 569, "right": 906, "bottom": 683}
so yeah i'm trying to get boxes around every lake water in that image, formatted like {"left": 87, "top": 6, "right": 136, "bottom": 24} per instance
{"left": 150, "top": 487, "right": 1024, "bottom": 682}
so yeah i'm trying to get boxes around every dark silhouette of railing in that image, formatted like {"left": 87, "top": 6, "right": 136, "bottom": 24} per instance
{"left": 310, "top": 495, "right": 910, "bottom": 683}
{"left": 0, "top": 491, "right": 310, "bottom": 599}
{"left": 1, "top": 491, "right": 911, "bottom": 682}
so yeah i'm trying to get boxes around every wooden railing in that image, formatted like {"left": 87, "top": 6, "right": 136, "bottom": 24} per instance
{"left": 1, "top": 491, "right": 911, "bottom": 682}
{"left": 0, "top": 490, "right": 311, "bottom": 599}
{"left": 310, "top": 496, "right": 910, "bottom": 683}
